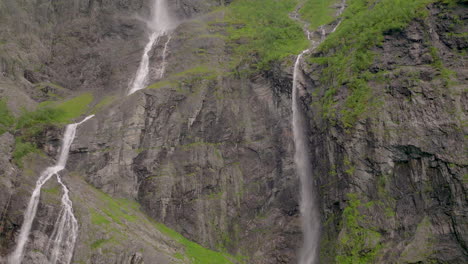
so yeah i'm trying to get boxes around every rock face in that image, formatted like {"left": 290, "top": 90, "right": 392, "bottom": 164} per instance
{"left": 70, "top": 10, "right": 302, "bottom": 262}
{"left": 0, "top": 0, "right": 466, "bottom": 264}
{"left": 300, "top": 2, "right": 468, "bottom": 264}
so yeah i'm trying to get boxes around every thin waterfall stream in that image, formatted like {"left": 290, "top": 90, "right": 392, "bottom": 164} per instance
{"left": 128, "top": 0, "right": 175, "bottom": 95}
{"left": 10, "top": 1, "right": 175, "bottom": 262}
{"left": 9, "top": 115, "right": 94, "bottom": 264}
{"left": 293, "top": 2, "right": 345, "bottom": 264}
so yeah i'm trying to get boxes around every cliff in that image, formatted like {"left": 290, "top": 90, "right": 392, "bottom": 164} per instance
{"left": 0, "top": 0, "right": 466, "bottom": 263}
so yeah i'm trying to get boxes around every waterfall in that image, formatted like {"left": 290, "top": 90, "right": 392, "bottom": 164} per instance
{"left": 128, "top": 0, "right": 175, "bottom": 95}
{"left": 294, "top": 2, "right": 346, "bottom": 263}
{"left": 9, "top": 115, "right": 94, "bottom": 264}
{"left": 292, "top": 51, "right": 320, "bottom": 264}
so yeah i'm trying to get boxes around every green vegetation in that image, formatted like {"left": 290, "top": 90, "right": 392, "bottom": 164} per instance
{"left": 91, "top": 95, "right": 116, "bottom": 114}
{"left": 84, "top": 184, "right": 240, "bottom": 263}
{"left": 0, "top": 93, "right": 94, "bottom": 166}
{"left": 0, "top": 99, "right": 15, "bottom": 135}
{"left": 226, "top": 0, "right": 308, "bottom": 70}
{"left": 42, "top": 186, "right": 61, "bottom": 196}
{"left": 90, "top": 238, "right": 113, "bottom": 249}
{"left": 12, "top": 140, "right": 39, "bottom": 166}
{"left": 53, "top": 93, "right": 94, "bottom": 122}
{"left": 155, "top": 223, "right": 235, "bottom": 264}
{"left": 429, "top": 46, "right": 456, "bottom": 84}
{"left": 90, "top": 208, "right": 112, "bottom": 225}
{"left": 336, "top": 193, "right": 382, "bottom": 263}
{"left": 311, "top": 0, "right": 433, "bottom": 128}
{"left": 90, "top": 189, "right": 139, "bottom": 225}
{"left": 146, "top": 66, "right": 217, "bottom": 94}
{"left": 300, "top": 0, "right": 340, "bottom": 30}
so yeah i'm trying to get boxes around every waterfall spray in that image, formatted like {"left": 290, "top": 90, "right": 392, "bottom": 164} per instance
{"left": 128, "top": 0, "right": 175, "bottom": 95}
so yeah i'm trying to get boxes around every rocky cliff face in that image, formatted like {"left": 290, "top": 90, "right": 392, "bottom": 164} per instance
{"left": 69, "top": 9, "right": 302, "bottom": 262}
{"left": 0, "top": 0, "right": 466, "bottom": 264}
{"left": 299, "top": 2, "right": 467, "bottom": 263}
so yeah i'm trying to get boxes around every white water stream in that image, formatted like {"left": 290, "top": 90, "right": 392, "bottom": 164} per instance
{"left": 293, "top": 50, "right": 320, "bottom": 264}
{"left": 128, "top": 0, "right": 175, "bottom": 95}
{"left": 10, "top": 0, "right": 175, "bottom": 263}
{"left": 294, "top": 2, "right": 346, "bottom": 264}
{"left": 9, "top": 115, "right": 93, "bottom": 264}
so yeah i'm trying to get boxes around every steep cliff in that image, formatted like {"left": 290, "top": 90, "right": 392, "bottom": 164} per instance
{"left": 299, "top": 0, "right": 467, "bottom": 263}
{"left": 0, "top": 0, "right": 466, "bottom": 264}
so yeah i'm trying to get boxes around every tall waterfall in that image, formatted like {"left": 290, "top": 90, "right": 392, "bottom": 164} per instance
{"left": 292, "top": 51, "right": 321, "bottom": 264}
{"left": 128, "top": 0, "right": 175, "bottom": 95}
{"left": 9, "top": 115, "right": 94, "bottom": 264}
{"left": 294, "top": 3, "right": 345, "bottom": 263}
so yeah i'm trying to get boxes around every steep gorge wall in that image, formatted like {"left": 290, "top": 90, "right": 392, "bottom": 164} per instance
{"left": 0, "top": 0, "right": 466, "bottom": 263}
{"left": 299, "top": 1, "right": 467, "bottom": 263}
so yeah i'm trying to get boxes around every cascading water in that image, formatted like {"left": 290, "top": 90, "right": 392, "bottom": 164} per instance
{"left": 128, "top": 0, "right": 175, "bottom": 95}
{"left": 293, "top": 50, "right": 320, "bottom": 264}
{"left": 294, "top": 3, "right": 346, "bottom": 264}
{"left": 10, "top": 0, "right": 176, "bottom": 262}
{"left": 9, "top": 115, "right": 94, "bottom": 264}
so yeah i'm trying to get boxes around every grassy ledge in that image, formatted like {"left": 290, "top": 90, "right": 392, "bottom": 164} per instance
{"left": 80, "top": 183, "right": 239, "bottom": 264}
{"left": 226, "top": 0, "right": 308, "bottom": 71}
{"left": 155, "top": 223, "right": 238, "bottom": 264}
{"left": 310, "top": 0, "right": 434, "bottom": 128}
{"left": 1, "top": 93, "right": 94, "bottom": 166}
{"left": 300, "top": 0, "right": 341, "bottom": 30}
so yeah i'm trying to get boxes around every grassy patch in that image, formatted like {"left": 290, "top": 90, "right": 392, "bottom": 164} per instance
{"left": 226, "top": 0, "right": 308, "bottom": 70}
{"left": 147, "top": 80, "right": 176, "bottom": 90}
{"left": 42, "top": 186, "right": 61, "bottom": 196}
{"left": 155, "top": 223, "right": 236, "bottom": 264}
{"left": 12, "top": 140, "right": 39, "bottom": 167}
{"left": 300, "top": 0, "right": 340, "bottom": 30}
{"left": 90, "top": 209, "right": 111, "bottom": 225}
{"left": 53, "top": 93, "right": 93, "bottom": 122}
{"left": 10, "top": 93, "right": 94, "bottom": 166}
{"left": 311, "top": 0, "right": 433, "bottom": 128}
{"left": 336, "top": 193, "right": 383, "bottom": 263}
{"left": 84, "top": 182, "right": 243, "bottom": 263}
{"left": 0, "top": 99, "right": 14, "bottom": 135}
{"left": 91, "top": 95, "right": 116, "bottom": 114}
{"left": 90, "top": 237, "right": 113, "bottom": 249}
{"left": 90, "top": 188, "right": 140, "bottom": 226}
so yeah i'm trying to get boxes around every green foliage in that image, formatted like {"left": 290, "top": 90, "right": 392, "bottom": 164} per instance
{"left": 300, "top": 0, "right": 340, "bottom": 30}
{"left": 429, "top": 46, "right": 456, "bottom": 84}
{"left": 12, "top": 139, "right": 38, "bottom": 167}
{"left": 0, "top": 99, "right": 14, "bottom": 135}
{"left": 336, "top": 193, "right": 383, "bottom": 264}
{"left": 90, "top": 209, "right": 112, "bottom": 225}
{"left": 53, "top": 93, "right": 93, "bottom": 122}
{"left": 90, "top": 238, "right": 113, "bottom": 249}
{"left": 155, "top": 223, "right": 235, "bottom": 264}
{"left": 42, "top": 186, "right": 61, "bottom": 196}
{"left": 91, "top": 190, "right": 139, "bottom": 225}
{"left": 226, "top": 0, "right": 308, "bottom": 70}
{"left": 313, "top": 0, "right": 433, "bottom": 128}
{"left": 91, "top": 95, "right": 116, "bottom": 114}
{"left": 10, "top": 93, "right": 94, "bottom": 166}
